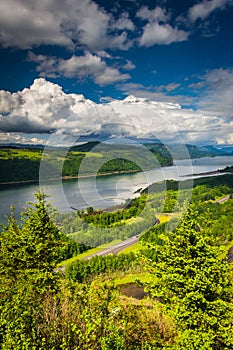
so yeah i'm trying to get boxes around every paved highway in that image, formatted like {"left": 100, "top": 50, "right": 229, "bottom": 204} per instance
{"left": 85, "top": 235, "right": 139, "bottom": 260}
{"left": 216, "top": 195, "right": 230, "bottom": 204}
{"left": 56, "top": 235, "right": 140, "bottom": 273}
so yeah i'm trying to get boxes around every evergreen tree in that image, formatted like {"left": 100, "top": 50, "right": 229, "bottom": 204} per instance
{"left": 20, "top": 192, "right": 63, "bottom": 275}
{"left": 144, "top": 208, "right": 233, "bottom": 349}
{"left": 0, "top": 192, "right": 64, "bottom": 349}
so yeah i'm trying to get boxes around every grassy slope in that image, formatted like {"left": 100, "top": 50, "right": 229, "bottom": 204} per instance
{"left": 58, "top": 239, "right": 121, "bottom": 266}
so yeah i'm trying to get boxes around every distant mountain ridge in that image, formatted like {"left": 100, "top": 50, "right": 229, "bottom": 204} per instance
{"left": 202, "top": 145, "right": 233, "bottom": 155}
{"left": 0, "top": 141, "right": 232, "bottom": 158}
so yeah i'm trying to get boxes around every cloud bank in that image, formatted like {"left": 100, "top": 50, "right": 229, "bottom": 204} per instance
{"left": 0, "top": 78, "right": 232, "bottom": 145}
{"left": 0, "top": 0, "right": 134, "bottom": 50}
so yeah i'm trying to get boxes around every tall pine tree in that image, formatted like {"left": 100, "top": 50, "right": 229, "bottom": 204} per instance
{"left": 144, "top": 208, "right": 233, "bottom": 349}
{"left": 0, "top": 192, "right": 64, "bottom": 349}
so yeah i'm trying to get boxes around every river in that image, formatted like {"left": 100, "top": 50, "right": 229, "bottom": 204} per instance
{"left": 0, "top": 155, "right": 232, "bottom": 222}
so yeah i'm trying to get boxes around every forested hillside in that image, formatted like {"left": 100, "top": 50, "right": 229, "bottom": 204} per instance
{"left": 0, "top": 140, "right": 227, "bottom": 184}
{"left": 1, "top": 175, "right": 233, "bottom": 349}
{"left": 0, "top": 142, "right": 172, "bottom": 183}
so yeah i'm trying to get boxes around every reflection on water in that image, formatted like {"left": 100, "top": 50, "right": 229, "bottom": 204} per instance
{"left": 0, "top": 156, "right": 232, "bottom": 221}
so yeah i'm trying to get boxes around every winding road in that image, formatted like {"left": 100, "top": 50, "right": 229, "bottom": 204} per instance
{"left": 85, "top": 235, "right": 139, "bottom": 260}
{"left": 215, "top": 195, "right": 230, "bottom": 204}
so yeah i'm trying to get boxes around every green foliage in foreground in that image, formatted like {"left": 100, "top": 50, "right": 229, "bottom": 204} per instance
{"left": 143, "top": 208, "right": 233, "bottom": 349}
{"left": 0, "top": 192, "right": 63, "bottom": 348}
{"left": 0, "top": 193, "right": 172, "bottom": 349}
{"left": 66, "top": 252, "right": 138, "bottom": 283}
{"left": 1, "top": 179, "right": 233, "bottom": 349}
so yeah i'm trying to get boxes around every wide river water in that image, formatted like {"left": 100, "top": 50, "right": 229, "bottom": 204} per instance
{"left": 0, "top": 155, "right": 233, "bottom": 222}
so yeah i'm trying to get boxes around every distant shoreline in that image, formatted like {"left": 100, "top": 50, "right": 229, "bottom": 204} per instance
{"left": 0, "top": 169, "right": 141, "bottom": 187}
{"left": 182, "top": 169, "right": 222, "bottom": 178}
{"left": 1, "top": 165, "right": 232, "bottom": 188}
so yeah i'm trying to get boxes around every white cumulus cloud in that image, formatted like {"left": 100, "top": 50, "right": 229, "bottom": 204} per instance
{"left": 0, "top": 78, "right": 232, "bottom": 145}
{"left": 0, "top": 0, "right": 133, "bottom": 50}
{"left": 28, "top": 52, "right": 130, "bottom": 85}
{"left": 137, "top": 5, "right": 189, "bottom": 46}
{"left": 139, "top": 22, "right": 188, "bottom": 46}
{"left": 0, "top": 78, "right": 96, "bottom": 133}
{"left": 188, "top": 0, "right": 231, "bottom": 22}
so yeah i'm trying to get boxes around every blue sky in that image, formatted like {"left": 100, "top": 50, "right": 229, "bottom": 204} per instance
{"left": 0, "top": 0, "right": 233, "bottom": 145}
